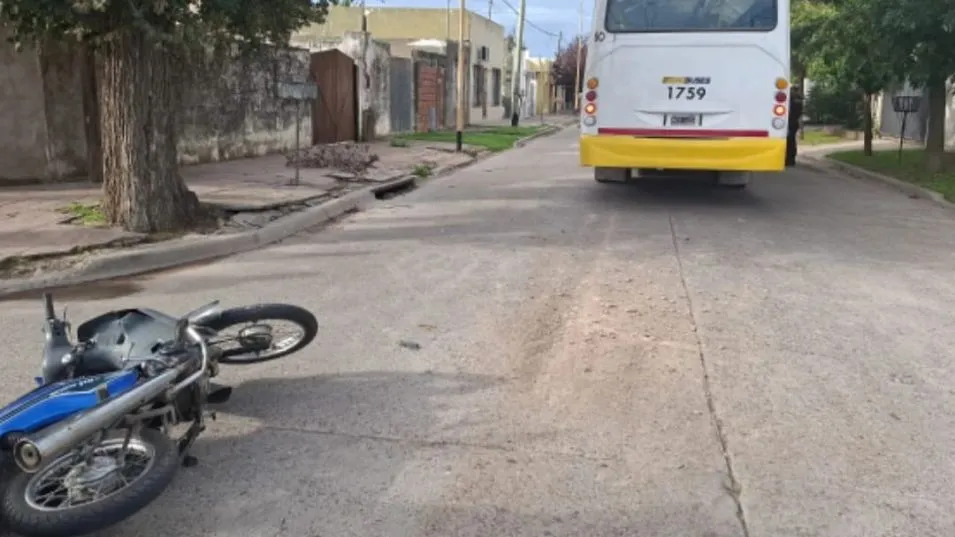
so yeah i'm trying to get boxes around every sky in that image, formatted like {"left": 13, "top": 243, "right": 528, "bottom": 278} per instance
{"left": 361, "top": 0, "right": 595, "bottom": 57}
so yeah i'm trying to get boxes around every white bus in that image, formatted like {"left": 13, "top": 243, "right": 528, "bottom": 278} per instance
{"left": 579, "top": 0, "right": 791, "bottom": 188}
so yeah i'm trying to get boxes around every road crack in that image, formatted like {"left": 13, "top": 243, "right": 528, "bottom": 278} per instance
{"left": 667, "top": 212, "right": 751, "bottom": 537}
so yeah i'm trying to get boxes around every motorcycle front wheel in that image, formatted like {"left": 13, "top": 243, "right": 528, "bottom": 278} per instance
{"left": 206, "top": 303, "right": 319, "bottom": 365}
{"left": 1, "top": 428, "right": 180, "bottom": 537}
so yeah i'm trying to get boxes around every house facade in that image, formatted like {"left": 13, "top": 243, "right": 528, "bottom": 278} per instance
{"left": 293, "top": 7, "right": 508, "bottom": 124}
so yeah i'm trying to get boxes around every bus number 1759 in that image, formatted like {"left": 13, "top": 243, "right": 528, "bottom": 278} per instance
{"left": 667, "top": 86, "right": 707, "bottom": 100}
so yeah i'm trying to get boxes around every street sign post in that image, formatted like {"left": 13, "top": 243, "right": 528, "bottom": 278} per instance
{"left": 277, "top": 81, "right": 319, "bottom": 185}
{"left": 891, "top": 95, "right": 921, "bottom": 164}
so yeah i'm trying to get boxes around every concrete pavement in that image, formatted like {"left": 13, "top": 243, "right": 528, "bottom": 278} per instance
{"left": 1, "top": 129, "right": 955, "bottom": 536}
{"left": 0, "top": 140, "right": 472, "bottom": 262}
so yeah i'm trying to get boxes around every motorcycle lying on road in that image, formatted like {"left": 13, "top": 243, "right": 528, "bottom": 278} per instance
{"left": 0, "top": 293, "right": 318, "bottom": 537}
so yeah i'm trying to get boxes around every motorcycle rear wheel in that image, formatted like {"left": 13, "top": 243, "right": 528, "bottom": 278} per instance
{"left": 1, "top": 428, "right": 179, "bottom": 537}
{"left": 207, "top": 303, "right": 319, "bottom": 365}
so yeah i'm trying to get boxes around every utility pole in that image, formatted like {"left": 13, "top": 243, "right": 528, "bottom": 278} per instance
{"left": 455, "top": 0, "right": 466, "bottom": 151}
{"left": 359, "top": 0, "right": 370, "bottom": 141}
{"left": 555, "top": 31, "right": 562, "bottom": 114}
{"left": 573, "top": 0, "right": 583, "bottom": 112}
{"left": 446, "top": 0, "right": 451, "bottom": 41}
{"left": 481, "top": 2, "right": 489, "bottom": 120}
{"left": 509, "top": 0, "right": 526, "bottom": 126}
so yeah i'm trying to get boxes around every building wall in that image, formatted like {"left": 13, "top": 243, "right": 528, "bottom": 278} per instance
{"left": 297, "top": 7, "right": 506, "bottom": 69}
{"left": 0, "top": 33, "right": 50, "bottom": 182}
{"left": 294, "top": 6, "right": 507, "bottom": 123}
{"left": 37, "top": 38, "right": 88, "bottom": 180}
{"left": 416, "top": 63, "right": 446, "bottom": 132}
{"left": 526, "top": 58, "right": 555, "bottom": 116}
{"left": 292, "top": 32, "right": 392, "bottom": 138}
{"left": 0, "top": 31, "right": 316, "bottom": 183}
{"left": 877, "top": 80, "right": 954, "bottom": 148}
{"left": 0, "top": 27, "right": 87, "bottom": 183}
{"left": 178, "top": 45, "right": 313, "bottom": 164}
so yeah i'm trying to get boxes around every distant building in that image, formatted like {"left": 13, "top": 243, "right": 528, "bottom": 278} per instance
{"left": 293, "top": 7, "right": 508, "bottom": 124}
{"left": 525, "top": 57, "right": 563, "bottom": 117}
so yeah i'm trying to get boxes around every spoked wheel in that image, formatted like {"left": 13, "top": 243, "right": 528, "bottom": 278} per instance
{"left": 205, "top": 303, "right": 319, "bottom": 365}
{"left": 1, "top": 429, "right": 179, "bottom": 537}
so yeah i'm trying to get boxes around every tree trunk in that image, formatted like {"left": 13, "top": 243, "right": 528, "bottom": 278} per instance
{"left": 797, "top": 74, "right": 806, "bottom": 140}
{"left": 96, "top": 31, "right": 199, "bottom": 233}
{"left": 80, "top": 42, "right": 102, "bottom": 184}
{"left": 863, "top": 92, "right": 873, "bottom": 156}
{"left": 924, "top": 77, "right": 947, "bottom": 173}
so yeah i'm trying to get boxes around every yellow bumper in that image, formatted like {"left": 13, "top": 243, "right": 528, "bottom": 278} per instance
{"left": 579, "top": 134, "right": 786, "bottom": 172}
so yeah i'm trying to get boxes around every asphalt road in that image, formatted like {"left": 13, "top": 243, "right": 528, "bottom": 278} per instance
{"left": 3, "top": 127, "right": 955, "bottom": 537}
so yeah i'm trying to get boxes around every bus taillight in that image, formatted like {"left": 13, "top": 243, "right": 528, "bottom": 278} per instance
{"left": 583, "top": 81, "right": 598, "bottom": 126}
{"left": 773, "top": 104, "right": 786, "bottom": 116}
{"left": 774, "top": 91, "right": 787, "bottom": 102}
{"left": 775, "top": 78, "right": 789, "bottom": 90}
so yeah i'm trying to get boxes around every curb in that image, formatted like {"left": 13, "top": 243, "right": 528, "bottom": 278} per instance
{"left": 515, "top": 120, "right": 577, "bottom": 148}
{"left": 514, "top": 124, "right": 560, "bottom": 147}
{"left": 0, "top": 122, "right": 568, "bottom": 297}
{"left": 0, "top": 176, "right": 416, "bottom": 297}
{"left": 799, "top": 155, "right": 955, "bottom": 212}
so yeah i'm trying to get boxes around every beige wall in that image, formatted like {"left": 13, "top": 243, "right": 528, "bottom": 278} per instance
{"left": 0, "top": 28, "right": 53, "bottom": 182}
{"left": 295, "top": 7, "right": 507, "bottom": 121}
{"left": 296, "top": 7, "right": 506, "bottom": 74}
{"left": 527, "top": 58, "right": 556, "bottom": 116}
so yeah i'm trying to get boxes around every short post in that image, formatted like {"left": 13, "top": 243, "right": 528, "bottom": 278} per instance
{"left": 891, "top": 95, "right": 921, "bottom": 164}
{"left": 294, "top": 101, "right": 302, "bottom": 185}
{"left": 277, "top": 81, "right": 319, "bottom": 186}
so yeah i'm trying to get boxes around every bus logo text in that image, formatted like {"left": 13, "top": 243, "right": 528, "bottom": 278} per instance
{"left": 662, "top": 76, "right": 711, "bottom": 85}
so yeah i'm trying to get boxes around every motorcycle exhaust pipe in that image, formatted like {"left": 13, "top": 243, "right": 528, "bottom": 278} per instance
{"left": 13, "top": 326, "right": 209, "bottom": 473}
{"left": 12, "top": 366, "right": 183, "bottom": 473}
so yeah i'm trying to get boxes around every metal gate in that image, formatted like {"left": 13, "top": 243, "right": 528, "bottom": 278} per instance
{"left": 389, "top": 57, "right": 414, "bottom": 133}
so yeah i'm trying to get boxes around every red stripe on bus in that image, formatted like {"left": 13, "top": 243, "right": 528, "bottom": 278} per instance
{"left": 597, "top": 128, "right": 769, "bottom": 138}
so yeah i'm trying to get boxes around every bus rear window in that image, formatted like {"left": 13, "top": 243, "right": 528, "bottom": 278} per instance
{"left": 605, "top": 0, "right": 777, "bottom": 32}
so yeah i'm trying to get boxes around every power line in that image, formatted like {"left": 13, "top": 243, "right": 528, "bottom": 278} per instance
{"left": 497, "top": 0, "right": 560, "bottom": 38}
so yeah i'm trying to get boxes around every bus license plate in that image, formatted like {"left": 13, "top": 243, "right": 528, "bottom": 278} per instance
{"left": 669, "top": 114, "right": 698, "bottom": 126}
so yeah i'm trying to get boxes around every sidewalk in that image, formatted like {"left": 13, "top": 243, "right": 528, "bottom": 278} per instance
{"left": 468, "top": 112, "right": 577, "bottom": 129}
{"left": 0, "top": 140, "right": 473, "bottom": 264}
{"left": 798, "top": 138, "right": 898, "bottom": 158}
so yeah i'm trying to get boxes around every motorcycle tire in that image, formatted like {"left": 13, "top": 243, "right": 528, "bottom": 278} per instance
{"left": 1, "top": 428, "right": 179, "bottom": 537}
{"left": 207, "top": 303, "right": 319, "bottom": 365}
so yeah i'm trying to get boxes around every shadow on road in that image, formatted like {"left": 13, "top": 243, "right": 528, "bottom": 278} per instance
{"left": 71, "top": 373, "right": 740, "bottom": 537}
{"left": 72, "top": 370, "right": 504, "bottom": 537}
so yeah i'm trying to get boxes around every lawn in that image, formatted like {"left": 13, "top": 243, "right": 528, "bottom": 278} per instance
{"left": 58, "top": 201, "right": 106, "bottom": 226}
{"left": 800, "top": 130, "right": 847, "bottom": 145}
{"left": 828, "top": 148, "right": 955, "bottom": 202}
{"left": 393, "top": 125, "right": 544, "bottom": 152}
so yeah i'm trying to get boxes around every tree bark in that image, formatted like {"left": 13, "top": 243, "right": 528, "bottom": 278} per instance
{"left": 798, "top": 74, "right": 806, "bottom": 140}
{"left": 96, "top": 30, "right": 199, "bottom": 233}
{"left": 863, "top": 92, "right": 873, "bottom": 156}
{"left": 924, "top": 77, "right": 947, "bottom": 173}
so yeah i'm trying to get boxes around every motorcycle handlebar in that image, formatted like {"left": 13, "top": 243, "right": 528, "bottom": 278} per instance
{"left": 42, "top": 293, "right": 55, "bottom": 320}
